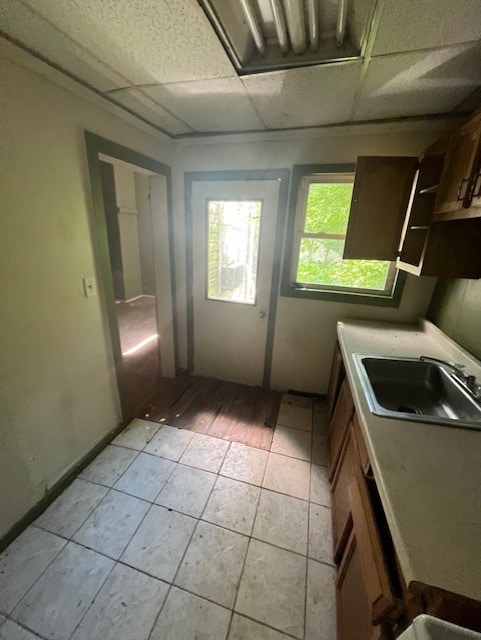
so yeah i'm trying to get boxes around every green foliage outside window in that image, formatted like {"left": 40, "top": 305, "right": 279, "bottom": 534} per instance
{"left": 296, "top": 182, "right": 392, "bottom": 291}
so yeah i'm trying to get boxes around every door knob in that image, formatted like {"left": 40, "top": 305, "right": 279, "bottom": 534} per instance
{"left": 258, "top": 311, "right": 266, "bottom": 318}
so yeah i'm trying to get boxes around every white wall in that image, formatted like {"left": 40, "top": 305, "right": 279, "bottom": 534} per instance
{"left": 0, "top": 41, "right": 173, "bottom": 538}
{"left": 0, "top": 34, "right": 452, "bottom": 539}
{"left": 174, "top": 126, "right": 447, "bottom": 392}
{"left": 113, "top": 164, "right": 143, "bottom": 301}
{"left": 135, "top": 172, "right": 156, "bottom": 295}
{"left": 149, "top": 174, "right": 177, "bottom": 378}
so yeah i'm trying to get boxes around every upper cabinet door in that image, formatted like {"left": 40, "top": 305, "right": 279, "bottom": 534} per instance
{"left": 433, "top": 111, "right": 481, "bottom": 219}
{"left": 343, "top": 157, "right": 418, "bottom": 261}
{"left": 434, "top": 111, "right": 481, "bottom": 220}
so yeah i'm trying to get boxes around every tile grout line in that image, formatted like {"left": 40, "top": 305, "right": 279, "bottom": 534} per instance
{"left": 5, "top": 414, "right": 332, "bottom": 639}
{"left": 1, "top": 618, "right": 48, "bottom": 640}
{"left": 34, "top": 423, "right": 331, "bottom": 560}
{"left": 146, "top": 439, "right": 234, "bottom": 640}
{"left": 67, "top": 432, "right": 185, "bottom": 640}
{"left": 35, "top": 480, "right": 335, "bottom": 574}
{"left": 78, "top": 444, "right": 141, "bottom": 490}
{"left": 227, "top": 428, "right": 275, "bottom": 639}
{"left": 31, "top": 436, "right": 154, "bottom": 639}
{"left": 67, "top": 552, "right": 119, "bottom": 640}
{"left": 3, "top": 532, "right": 69, "bottom": 629}
{"left": 304, "top": 399, "right": 316, "bottom": 640}
{"left": 34, "top": 508, "right": 337, "bottom": 570}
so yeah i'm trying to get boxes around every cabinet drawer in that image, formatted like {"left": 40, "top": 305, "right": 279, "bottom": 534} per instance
{"left": 327, "top": 379, "right": 354, "bottom": 480}
{"left": 349, "top": 471, "right": 402, "bottom": 625}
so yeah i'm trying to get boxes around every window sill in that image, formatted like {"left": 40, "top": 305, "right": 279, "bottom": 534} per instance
{"left": 280, "top": 272, "right": 406, "bottom": 307}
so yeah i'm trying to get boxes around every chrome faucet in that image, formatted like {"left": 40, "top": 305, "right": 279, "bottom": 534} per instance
{"left": 420, "top": 355, "right": 481, "bottom": 399}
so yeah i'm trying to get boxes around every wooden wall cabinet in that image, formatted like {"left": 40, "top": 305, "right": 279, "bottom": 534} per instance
{"left": 344, "top": 109, "right": 481, "bottom": 279}
{"left": 434, "top": 111, "right": 481, "bottom": 220}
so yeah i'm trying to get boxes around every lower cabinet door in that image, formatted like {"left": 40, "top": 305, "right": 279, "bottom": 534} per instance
{"left": 350, "top": 471, "right": 401, "bottom": 625}
{"left": 336, "top": 471, "right": 403, "bottom": 640}
{"left": 336, "top": 529, "right": 379, "bottom": 640}
{"left": 332, "top": 425, "right": 357, "bottom": 562}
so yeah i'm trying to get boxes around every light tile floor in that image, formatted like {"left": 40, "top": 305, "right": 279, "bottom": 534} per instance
{"left": 0, "top": 396, "right": 336, "bottom": 640}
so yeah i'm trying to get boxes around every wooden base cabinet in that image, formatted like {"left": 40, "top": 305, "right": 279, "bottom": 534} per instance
{"left": 331, "top": 424, "right": 357, "bottom": 562}
{"left": 337, "top": 529, "right": 380, "bottom": 640}
{"left": 335, "top": 462, "right": 403, "bottom": 639}
{"left": 329, "top": 355, "right": 481, "bottom": 637}
{"left": 327, "top": 379, "right": 354, "bottom": 480}
{"left": 327, "top": 342, "right": 345, "bottom": 419}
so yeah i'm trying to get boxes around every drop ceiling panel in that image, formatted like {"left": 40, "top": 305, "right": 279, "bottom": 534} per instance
{"left": 355, "top": 43, "right": 481, "bottom": 121}
{"left": 143, "top": 78, "right": 266, "bottom": 133}
{"left": 110, "top": 89, "right": 193, "bottom": 135}
{"left": 0, "top": 0, "right": 129, "bottom": 91}
{"left": 373, "top": 0, "right": 481, "bottom": 56}
{"left": 19, "top": 0, "right": 236, "bottom": 85}
{"left": 242, "top": 61, "right": 363, "bottom": 128}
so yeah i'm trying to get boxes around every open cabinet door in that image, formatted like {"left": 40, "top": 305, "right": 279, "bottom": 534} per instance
{"left": 343, "top": 157, "right": 418, "bottom": 261}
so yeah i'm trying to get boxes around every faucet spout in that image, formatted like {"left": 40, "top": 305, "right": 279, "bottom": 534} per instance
{"left": 419, "top": 355, "right": 481, "bottom": 400}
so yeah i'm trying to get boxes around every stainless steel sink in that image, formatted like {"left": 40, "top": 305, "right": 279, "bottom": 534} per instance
{"left": 353, "top": 355, "right": 481, "bottom": 430}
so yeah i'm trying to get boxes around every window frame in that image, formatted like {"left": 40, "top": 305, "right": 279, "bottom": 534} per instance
{"left": 281, "top": 164, "right": 406, "bottom": 307}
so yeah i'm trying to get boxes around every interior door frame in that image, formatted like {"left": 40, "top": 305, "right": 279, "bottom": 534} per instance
{"left": 185, "top": 169, "right": 290, "bottom": 388}
{"left": 85, "top": 131, "right": 178, "bottom": 419}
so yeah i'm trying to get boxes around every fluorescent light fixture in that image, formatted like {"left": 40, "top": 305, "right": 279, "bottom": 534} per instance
{"left": 199, "top": 0, "right": 367, "bottom": 74}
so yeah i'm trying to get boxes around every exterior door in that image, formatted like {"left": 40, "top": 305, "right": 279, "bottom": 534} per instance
{"left": 191, "top": 179, "right": 280, "bottom": 386}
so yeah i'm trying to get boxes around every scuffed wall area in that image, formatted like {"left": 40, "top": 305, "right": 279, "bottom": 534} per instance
{"left": 0, "top": 42, "right": 173, "bottom": 538}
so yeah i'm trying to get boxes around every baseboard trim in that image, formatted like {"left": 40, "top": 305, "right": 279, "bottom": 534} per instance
{"left": 0, "top": 418, "right": 129, "bottom": 553}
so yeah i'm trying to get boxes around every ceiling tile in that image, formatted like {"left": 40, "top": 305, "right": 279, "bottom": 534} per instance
{"left": 0, "top": 0, "right": 129, "bottom": 91}
{"left": 143, "top": 78, "right": 266, "bottom": 133}
{"left": 373, "top": 0, "right": 481, "bottom": 56}
{"left": 355, "top": 42, "right": 481, "bottom": 121}
{"left": 109, "top": 89, "right": 193, "bottom": 135}
{"left": 242, "top": 62, "right": 363, "bottom": 129}
{"left": 19, "top": 0, "right": 236, "bottom": 85}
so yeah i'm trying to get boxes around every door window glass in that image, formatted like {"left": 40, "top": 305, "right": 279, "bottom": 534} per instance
{"left": 207, "top": 199, "right": 262, "bottom": 304}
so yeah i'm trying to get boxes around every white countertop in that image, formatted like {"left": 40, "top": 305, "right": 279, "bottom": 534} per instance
{"left": 337, "top": 318, "right": 481, "bottom": 603}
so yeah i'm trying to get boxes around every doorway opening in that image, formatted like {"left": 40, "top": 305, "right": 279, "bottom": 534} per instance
{"left": 98, "top": 158, "right": 163, "bottom": 417}
{"left": 86, "top": 133, "right": 177, "bottom": 423}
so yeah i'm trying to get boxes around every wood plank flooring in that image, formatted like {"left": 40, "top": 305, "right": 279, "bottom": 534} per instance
{"left": 137, "top": 375, "right": 282, "bottom": 451}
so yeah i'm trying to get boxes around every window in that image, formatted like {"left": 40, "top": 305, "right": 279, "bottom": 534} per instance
{"left": 281, "top": 165, "right": 404, "bottom": 306}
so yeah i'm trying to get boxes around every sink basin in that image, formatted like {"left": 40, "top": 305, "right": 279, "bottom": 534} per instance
{"left": 353, "top": 355, "right": 481, "bottom": 430}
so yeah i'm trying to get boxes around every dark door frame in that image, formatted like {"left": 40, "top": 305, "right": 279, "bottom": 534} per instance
{"left": 85, "top": 131, "right": 177, "bottom": 419}
{"left": 185, "top": 169, "right": 290, "bottom": 388}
